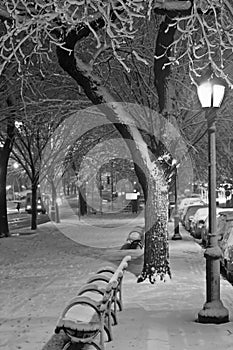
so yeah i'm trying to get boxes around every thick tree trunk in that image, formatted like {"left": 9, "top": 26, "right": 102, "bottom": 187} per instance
{"left": 31, "top": 184, "right": 37, "bottom": 230}
{"left": 138, "top": 171, "right": 170, "bottom": 283}
{"left": 0, "top": 151, "right": 10, "bottom": 237}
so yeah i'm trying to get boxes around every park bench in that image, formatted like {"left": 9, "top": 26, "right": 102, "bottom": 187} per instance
{"left": 54, "top": 255, "right": 131, "bottom": 350}
{"left": 121, "top": 226, "right": 144, "bottom": 250}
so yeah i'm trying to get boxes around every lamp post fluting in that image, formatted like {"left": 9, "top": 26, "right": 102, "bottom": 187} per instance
{"left": 196, "top": 68, "right": 229, "bottom": 324}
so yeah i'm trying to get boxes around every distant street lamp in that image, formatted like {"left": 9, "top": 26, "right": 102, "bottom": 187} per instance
{"left": 197, "top": 66, "right": 229, "bottom": 324}
{"left": 171, "top": 160, "right": 182, "bottom": 240}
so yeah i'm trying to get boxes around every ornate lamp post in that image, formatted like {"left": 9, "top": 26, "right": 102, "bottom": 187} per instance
{"left": 197, "top": 67, "right": 229, "bottom": 324}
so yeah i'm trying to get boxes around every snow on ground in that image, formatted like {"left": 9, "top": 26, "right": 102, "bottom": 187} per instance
{"left": 54, "top": 210, "right": 145, "bottom": 248}
{"left": 1, "top": 214, "right": 233, "bottom": 350}
{"left": 0, "top": 212, "right": 144, "bottom": 350}
{"left": 108, "top": 227, "right": 233, "bottom": 350}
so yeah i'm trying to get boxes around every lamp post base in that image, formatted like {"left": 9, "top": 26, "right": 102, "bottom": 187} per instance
{"left": 198, "top": 300, "right": 229, "bottom": 324}
{"left": 171, "top": 232, "right": 182, "bottom": 240}
{"left": 172, "top": 214, "right": 182, "bottom": 240}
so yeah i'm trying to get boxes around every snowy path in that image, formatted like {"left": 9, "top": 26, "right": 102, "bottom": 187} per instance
{"left": 52, "top": 210, "right": 145, "bottom": 248}
{"left": 106, "top": 226, "right": 233, "bottom": 350}
{"left": 1, "top": 218, "right": 233, "bottom": 350}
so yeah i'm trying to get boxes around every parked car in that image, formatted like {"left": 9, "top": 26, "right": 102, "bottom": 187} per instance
{"left": 25, "top": 192, "right": 46, "bottom": 214}
{"left": 218, "top": 218, "right": 233, "bottom": 282}
{"left": 182, "top": 204, "right": 207, "bottom": 231}
{"left": 200, "top": 216, "right": 209, "bottom": 246}
{"left": 178, "top": 197, "right": 205, "bottom": 219}
{"left": 201, "top": 209, "right": 233, "bottom": 247}
{"left": 190, "top": 207, "right": 209, "bottom": 239}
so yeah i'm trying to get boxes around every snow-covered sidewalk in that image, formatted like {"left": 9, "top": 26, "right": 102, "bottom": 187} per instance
{"left": 1, "top": 217, "right": 233, "bottom": 350}
{"left": 0, "top": 212, "right": 144, "bottom": 350}
{"left": 107, "top": 224, "right": 233, "bottom": 350}
{"left": 53, "top": 210, "right": 145, "bottom": 248}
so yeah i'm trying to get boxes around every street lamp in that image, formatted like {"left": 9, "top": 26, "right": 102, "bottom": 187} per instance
{"left": 196, "top": 67, "right": 229, "bottom": 324}
{"left": 171, "top": 160, "right": 182, "bottom": 240}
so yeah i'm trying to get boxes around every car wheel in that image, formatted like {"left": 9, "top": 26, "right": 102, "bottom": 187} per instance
{"left": 226, "top": 270, "right": 233, "bottom": 283}
{"left": 192, "top": 231, "right": 198, "bottom": 239}
{"left": 220, "top": 260, "right": 225, "bottom": 274}
{"left": 225, "top": 262, "right": 233, "bottom": 282}
{"left": 201, "top": 239, "right": 206, "bottom": 247}
{"left": 195, "top": 229, "right": 202, "bottom": 239}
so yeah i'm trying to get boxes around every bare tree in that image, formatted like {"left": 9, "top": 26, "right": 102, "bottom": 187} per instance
{"left": 0, "top": 51, "right": 89, "bottom": 232}
{"left": 0, "top": 66, "right": 20, "bottom": 236}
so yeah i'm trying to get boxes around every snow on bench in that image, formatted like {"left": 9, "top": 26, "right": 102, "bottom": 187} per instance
{"left": 54, "top": 255, "right": 131, "bottom": 350}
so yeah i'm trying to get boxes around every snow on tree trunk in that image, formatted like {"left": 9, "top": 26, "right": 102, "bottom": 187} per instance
{"left": 138, "top": 171, "right": 170, "bottom": 283}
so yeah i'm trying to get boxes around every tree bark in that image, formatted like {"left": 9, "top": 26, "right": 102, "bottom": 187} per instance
{"left": 138, "top": 171, "right": 170, "bottom": 283}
